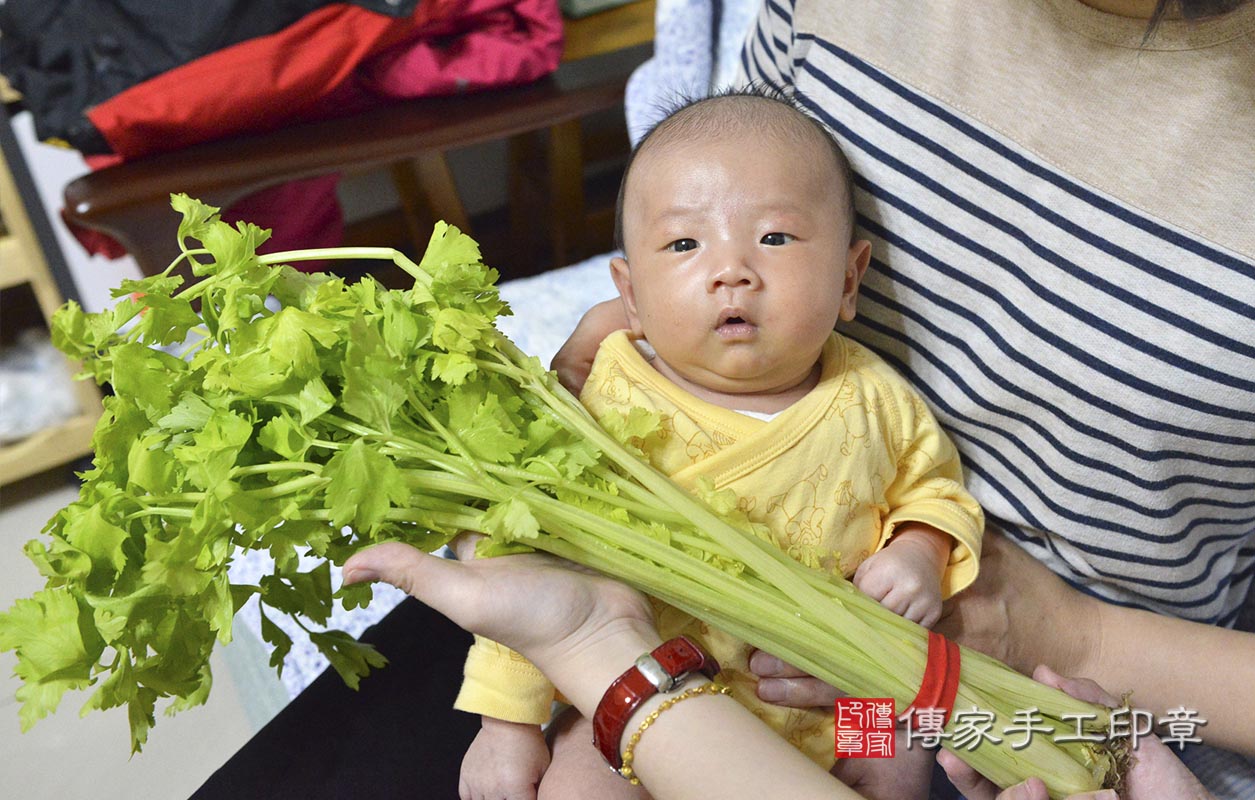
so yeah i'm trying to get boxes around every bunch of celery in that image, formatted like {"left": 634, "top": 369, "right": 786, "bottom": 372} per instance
{"left": 0, "top": 197, "right": 1124, "bottom": 795}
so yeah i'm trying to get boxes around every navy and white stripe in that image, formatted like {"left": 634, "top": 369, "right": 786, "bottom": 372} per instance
{"left": 742, "top": 0, "right": 1255, "bottom": 628}
{"left": 741, "top": 1, "right": 1255, "bottom": 792}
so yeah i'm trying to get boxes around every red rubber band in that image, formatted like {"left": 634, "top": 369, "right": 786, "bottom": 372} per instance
{"left": 905, "top": 630, "right": 961, "bottom": 727}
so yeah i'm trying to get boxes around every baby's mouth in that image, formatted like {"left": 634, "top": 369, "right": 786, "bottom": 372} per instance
{"left": 716, "top": 309, "right": 756, "bottom": 336}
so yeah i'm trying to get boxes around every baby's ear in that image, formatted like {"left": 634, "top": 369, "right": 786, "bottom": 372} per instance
{"left": 609, "top": 257, "right": 645, "bottom": 337}
{"left": 838, "top": 240, "right": 872, "bottom": 322}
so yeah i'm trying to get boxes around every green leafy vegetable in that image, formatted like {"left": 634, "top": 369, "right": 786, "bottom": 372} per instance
{"left": 0, "top": 196, "right": 1124, "bottom": 796}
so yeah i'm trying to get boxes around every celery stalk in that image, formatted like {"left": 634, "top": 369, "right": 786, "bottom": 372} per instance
{"left": 0, "top": 200, "right": 1126, "bottom": 796}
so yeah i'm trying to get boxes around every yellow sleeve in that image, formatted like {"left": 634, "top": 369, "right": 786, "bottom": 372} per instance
{"left": 453, "top": 635, "right": 556, "bottom": 725}
{"left": 880, "top": 387, "right": 984, "bottom": 599}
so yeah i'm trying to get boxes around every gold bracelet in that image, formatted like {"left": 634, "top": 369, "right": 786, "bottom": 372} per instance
{"left": 618, "top": 681, "right": 732, "bottom": 784}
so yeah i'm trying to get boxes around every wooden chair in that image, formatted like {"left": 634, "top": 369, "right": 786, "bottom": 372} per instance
{"left": 62, "top": 1, "right": 653, "bottom": 278}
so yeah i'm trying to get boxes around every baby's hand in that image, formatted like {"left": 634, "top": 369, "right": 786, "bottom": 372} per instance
{"left": 853, "top": 524, "right": 951, "bottom": 629}
{"left": 460, "top": 716, "right": 551, "bottom": 800}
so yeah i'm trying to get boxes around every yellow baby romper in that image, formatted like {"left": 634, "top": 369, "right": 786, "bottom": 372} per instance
{"left": 456, "top": 330, "right": 984, "bottom": 768}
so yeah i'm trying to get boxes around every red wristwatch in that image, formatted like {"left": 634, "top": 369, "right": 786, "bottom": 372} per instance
{"left": 591, "top": 636, "right": 721, "bottom": 771}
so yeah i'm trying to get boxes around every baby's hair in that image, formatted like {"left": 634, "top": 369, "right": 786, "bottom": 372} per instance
{"left": 613, "top": 84, "right": 857, "bottom": 253}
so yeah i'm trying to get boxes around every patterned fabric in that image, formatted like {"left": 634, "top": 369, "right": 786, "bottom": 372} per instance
{"left": 583, "top": 330, "right": 983, "bottom": 768}
{"left": 583, "top": 331, "right": 983, "bottom": 591}
{"left": 740, "top": 0, "right": 1255, "bottom": 794}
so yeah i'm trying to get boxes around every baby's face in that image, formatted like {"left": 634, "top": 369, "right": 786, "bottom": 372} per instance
{"left": 612, "top": 129, "right": 860, "bottom": 399}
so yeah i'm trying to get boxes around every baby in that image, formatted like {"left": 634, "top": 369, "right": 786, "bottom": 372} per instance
{"left": 456, "top": 89, "right": 984, "bottom": 800}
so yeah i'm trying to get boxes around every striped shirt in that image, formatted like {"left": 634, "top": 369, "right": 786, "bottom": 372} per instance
{"left": 739, "top": 0, "right": 1255, "bottom": 792}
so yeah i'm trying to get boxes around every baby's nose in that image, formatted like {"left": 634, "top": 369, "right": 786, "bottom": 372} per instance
{"left": 708, "top": 259, "right": 760, "bottom": 290}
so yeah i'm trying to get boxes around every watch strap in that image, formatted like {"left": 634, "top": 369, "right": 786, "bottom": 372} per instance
{"left": 591, "top": 636, "right": 720, "bottom": 771}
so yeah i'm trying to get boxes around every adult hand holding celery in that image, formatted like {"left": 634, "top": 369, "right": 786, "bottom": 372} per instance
{"left": 0, "top": 196, "right": 1125, "bottom": 796}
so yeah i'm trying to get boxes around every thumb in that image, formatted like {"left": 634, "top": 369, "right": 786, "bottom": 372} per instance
{"left": 936, "top": 750, "right": 994, "bottom": 800}
{"left": 997, "top": 781, "right": 1050, "bottom": 800}
{"left": 1030, "top": 665, "right": 1121, "bottom": 708}
{"left": 344, "top": 542, "right": 474, "bottom": 622}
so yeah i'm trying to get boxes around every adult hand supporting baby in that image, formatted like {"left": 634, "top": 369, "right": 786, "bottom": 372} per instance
{"left": 748, "top": 648, "right": 844, "bottom": 707}
{"left": 551, "top": 298, "right": 629, "bottom": 393}
{"left": 938, "top": 666, "right": 1215, "bottom": 800}
{"left": 932, "top": 532, "right": 1098, "bottom": 677}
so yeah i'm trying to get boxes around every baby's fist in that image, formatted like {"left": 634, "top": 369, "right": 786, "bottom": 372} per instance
{"left": 853, "top": 534, "right": 947, "bottom": 628}
{"left": 460, "top": 717, "right": 550, "bottom": 800}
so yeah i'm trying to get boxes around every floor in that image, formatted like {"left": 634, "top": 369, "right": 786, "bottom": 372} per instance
{"left": 0, "top": 468, "right": 276, "bottom": 799}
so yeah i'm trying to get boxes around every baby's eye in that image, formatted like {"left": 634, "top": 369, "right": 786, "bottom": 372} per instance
{"left": 761, "top": 232, "right": 795, "bottom": 246}
{"left": 666, "top": 238, "right": 699, "bottom": 253}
